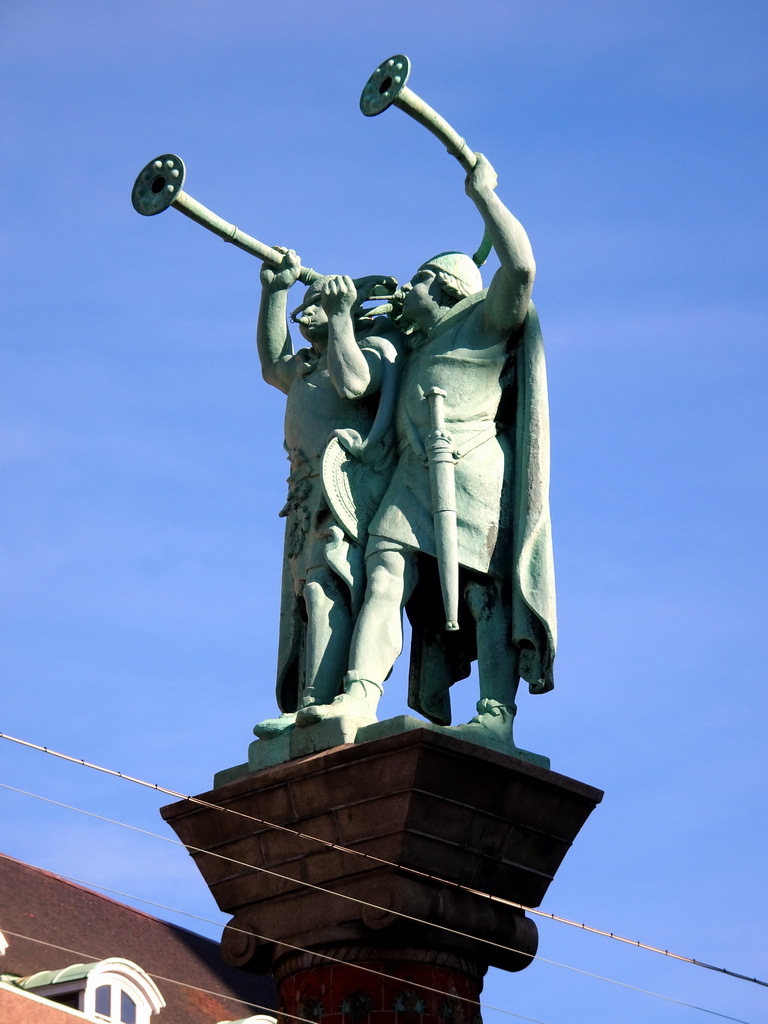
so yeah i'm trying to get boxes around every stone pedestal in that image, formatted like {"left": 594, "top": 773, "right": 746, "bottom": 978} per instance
{"left": 161, "top": 729, "right": 602, "bottom": 1023}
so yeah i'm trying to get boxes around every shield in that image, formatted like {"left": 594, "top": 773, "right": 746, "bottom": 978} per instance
{"left": 321, "top": 435, "right": 392, "bottom": 544}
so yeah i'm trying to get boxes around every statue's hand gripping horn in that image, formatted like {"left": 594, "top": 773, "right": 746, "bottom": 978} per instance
{"left": 131, "top": 155, "right": 322, "bottom": 285}
{"left": 360, "top": 55, "right": 492, "bottom": 268}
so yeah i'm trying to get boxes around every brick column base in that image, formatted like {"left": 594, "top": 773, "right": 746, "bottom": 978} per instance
{"left": 274, "top": 948, "right": 484, "bottom": 1024}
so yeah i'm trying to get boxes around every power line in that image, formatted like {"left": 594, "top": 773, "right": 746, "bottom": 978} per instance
{"left": 3, "top": 731, "right": 765, "bottom": 992}
{"left": 1, "top": 731, "right": 764, "bottom": 991}
{"left": 0, "top": 929, "right": 292, "bottom": 1024}
{"left": 65, "top": 876, "right": 760, "bottom": 1024}
{"left": 0, "top": 781, "right": 567, "bottom": 972}
{"left": 1, "top": 791, "right": 547, "bottom": 1023}
{"left": 5, "top": 914, "right": 546, "bottom": 1024}
{"left": 3, "top": 733, "right": 765, "bottom": 987}
{"left": 0, "top": 781, "right": 758, "bottom": 1024}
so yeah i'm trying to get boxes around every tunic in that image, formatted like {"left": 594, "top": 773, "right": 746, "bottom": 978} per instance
{"left": 282, "top": 352, "right": 378, "bottom": 586}
{"left": 369, "top": 291, "right": 513, "bottom": 578}
{"left": 369, "top": 293, "right": 557, "bottom": 720}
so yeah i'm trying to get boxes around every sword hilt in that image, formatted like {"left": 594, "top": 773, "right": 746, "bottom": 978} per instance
{"left": 425, "top": 386, "right": 447, "bottom": 433}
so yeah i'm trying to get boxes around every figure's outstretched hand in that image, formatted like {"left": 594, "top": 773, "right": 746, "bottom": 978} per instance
{"left": 261, "top": 247, "right": 302, "bottom": 290}
{"left": 465, "top": 153, "right": 498, "bottom": 200}
{"left": 321, "top": 275, "right": 357, "bottom": 317}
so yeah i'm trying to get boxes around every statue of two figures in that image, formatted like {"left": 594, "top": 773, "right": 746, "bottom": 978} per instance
{"left": 251, "top": 154, "right": 556, "bottom": 771}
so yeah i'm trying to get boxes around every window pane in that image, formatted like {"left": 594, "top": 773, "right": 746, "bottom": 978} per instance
{"left": 95, "top": 985, "right": 111, "bottom": 1016}
{"left": 120, "top": 990, "right": 137, "bottom": 1024}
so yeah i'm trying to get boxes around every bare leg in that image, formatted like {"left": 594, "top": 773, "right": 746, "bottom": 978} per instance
{"left": 297, "top": 546, "right": 418, "bottom": 724}
{"left": 302, "top": 566, "right": 352, "bottom": 705}
{"left": 349, "top": 547, "right": 419, "bottom": 684}
{"left": 254, "top": 567, "right": 351, "bottom": 739}
{"left": 458, "top": 577, "right": 520, "bottom": 746}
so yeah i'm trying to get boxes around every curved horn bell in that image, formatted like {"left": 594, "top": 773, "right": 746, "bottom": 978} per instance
{"left": 131, "top": 154, "right": 322, "bottom": 285}
{"left": 360, "top": 56, "right": 492, "bottom": 266}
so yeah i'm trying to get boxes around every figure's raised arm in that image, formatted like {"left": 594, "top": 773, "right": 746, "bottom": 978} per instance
{"left": 322, "top": 275, "right": 383, "bottom": 399}
{"left": 257, "top": 248, "right": 301, "bottom": 394}
{"left": 466, "top": 155, "right": 535, "bottom": 336}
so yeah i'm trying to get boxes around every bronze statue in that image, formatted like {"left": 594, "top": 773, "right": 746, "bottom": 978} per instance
{"left": 298, "top": 156, "right": 555, "bottom": 758}
{"left": 253, "top": 251, "right": 402, "bottom": 738}
{"left": 132, "top": 55, "right": 556, "bottom": 766}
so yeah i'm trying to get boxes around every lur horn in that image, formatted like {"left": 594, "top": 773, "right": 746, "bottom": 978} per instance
{"left": 360, "top": 56, "right": 492, "bottom": 266}
{"left": 131, "top": 154, "right": 322, "bottom": 285}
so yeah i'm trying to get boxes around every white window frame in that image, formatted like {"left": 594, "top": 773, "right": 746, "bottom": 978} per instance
{"left": 83, "top": 959, "right": 164, "bottom": 1024}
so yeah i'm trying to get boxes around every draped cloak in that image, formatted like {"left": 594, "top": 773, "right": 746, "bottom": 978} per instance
{"left": 366, "top": 292, "right": 556, "bottom": 725}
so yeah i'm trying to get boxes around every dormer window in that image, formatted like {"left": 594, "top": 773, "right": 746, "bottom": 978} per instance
{"left": 19, "top": 956, "right": 164, "bottom": 1023}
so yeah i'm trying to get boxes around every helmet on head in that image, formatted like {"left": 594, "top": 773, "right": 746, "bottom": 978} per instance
{"left": 418, "top": 252, "right": 483, "bottom": 301}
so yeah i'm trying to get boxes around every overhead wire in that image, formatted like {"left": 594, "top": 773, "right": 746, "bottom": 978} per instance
{"left": 1, "top": 780, "right": 572, "bottom": 976}
{"left": 2, "top": 779, "right": 539, "bottom": 960}
{"left": 0, "top": 929, "right": 298, "bottom": 1024}
{"left": 3, "top": 918, "right": 544, "bottom": 1024}
{"left": 61, "top": 875, "right": 760, "bottom": 1024}
{"left": 0, "top": 780, "right": 759, "bottom": 1024}
{"left": 1, "top": 731, "right": 765, "bottom": 992}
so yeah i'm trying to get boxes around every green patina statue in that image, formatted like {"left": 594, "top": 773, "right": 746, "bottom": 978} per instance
{"left": 252, "top": 251, "right": 402, "bottom": 740}
{"left": 294, "top": 155, "right": 556, "bottom": 762}
{"left": 132, "top": 57, "right": 556, "bottom": 775}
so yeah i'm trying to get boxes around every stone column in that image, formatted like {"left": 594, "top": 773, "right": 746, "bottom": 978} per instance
{"left": 161, "top": 729, "right": 602, "bottom": 1024}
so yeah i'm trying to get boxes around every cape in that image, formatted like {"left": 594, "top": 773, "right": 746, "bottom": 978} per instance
{"left": 406, "top": 302, "right": 557, "bottom": 725}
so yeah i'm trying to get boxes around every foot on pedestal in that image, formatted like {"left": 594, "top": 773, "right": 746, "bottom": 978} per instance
{"left": 448, "top": 698, "right": 517, "bottom": 748}
{"left": 253, "top": 686, "right": 332, "bottom": 738}
{"left": 296, "top": 673, "right": 382, "bottom": 728}
{"left": 252, "top": 712, "right": 297, "bottom": 739}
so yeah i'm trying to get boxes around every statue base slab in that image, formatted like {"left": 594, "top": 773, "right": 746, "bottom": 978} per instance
{"left": 357, "top": 715, "right": 549, "bottom": 769}
{"left": 219, "top": 711, "right": 549, "bottom": 787}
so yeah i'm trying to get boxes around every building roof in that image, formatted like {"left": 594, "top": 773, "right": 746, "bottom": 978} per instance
{"left": 0, "top": 979, "right": 96, "bottom": 1022}
{"left": 0, "top": 852, "right": 277, "bottom": 1024}
{"left": 20, "top": 962, "right": 102, "bottom": 988}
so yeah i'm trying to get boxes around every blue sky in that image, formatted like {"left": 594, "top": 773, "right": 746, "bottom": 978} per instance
{"left": 1, "top": 1, "right": 767, "bottom": 1022}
